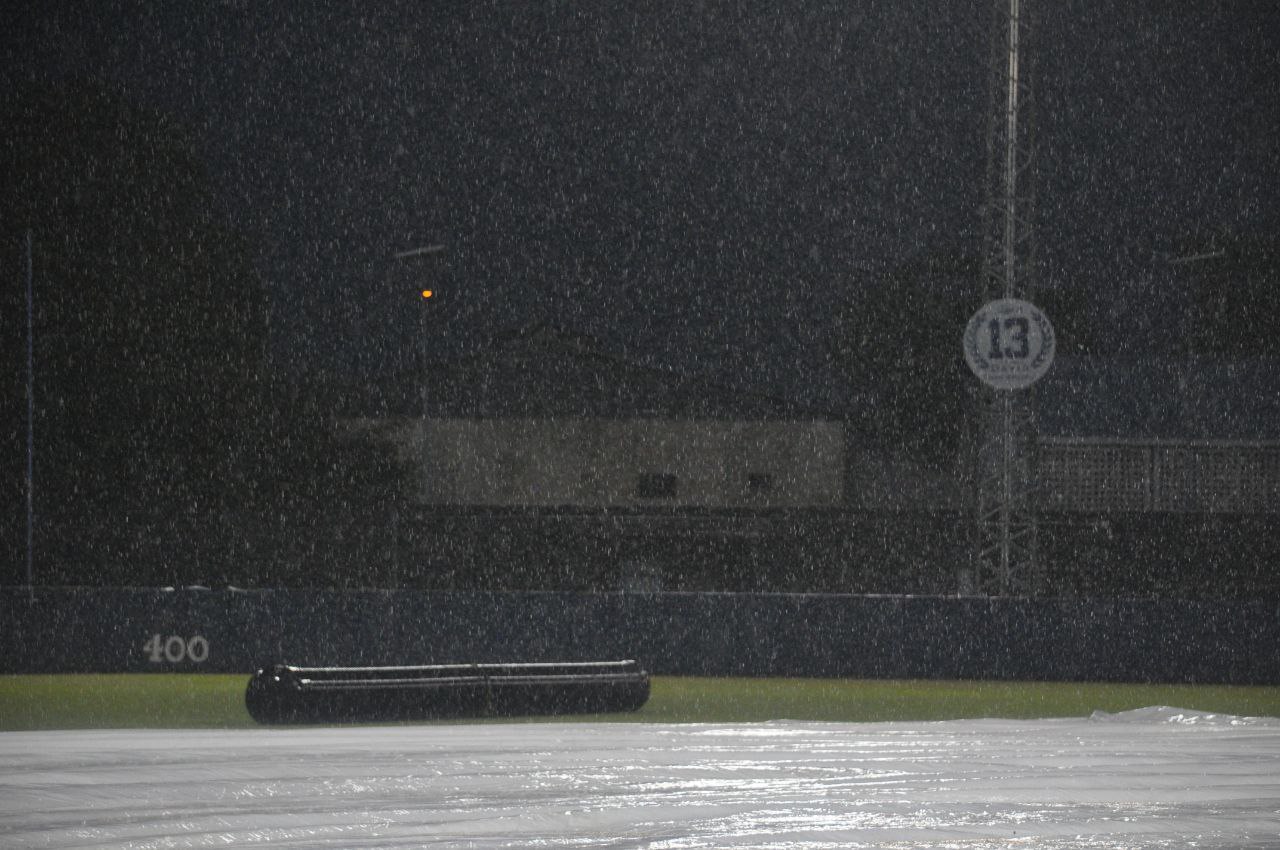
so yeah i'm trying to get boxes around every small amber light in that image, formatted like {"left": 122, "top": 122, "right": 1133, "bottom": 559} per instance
{"left": 421, "top": 289, "right": 434, "bottom": 299}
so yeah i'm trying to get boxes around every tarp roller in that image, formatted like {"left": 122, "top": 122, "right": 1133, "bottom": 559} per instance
{"left": 246, "top": 659, "right": 650, "bottom": 724}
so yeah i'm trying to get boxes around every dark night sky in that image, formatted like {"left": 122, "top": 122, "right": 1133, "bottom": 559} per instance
{"left": 5, "top": 1, "right": 1278, "bottom": 400}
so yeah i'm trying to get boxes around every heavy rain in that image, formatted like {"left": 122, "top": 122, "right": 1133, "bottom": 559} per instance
{"left": 1, "top": 0, "right": 1278, "bottom": 847}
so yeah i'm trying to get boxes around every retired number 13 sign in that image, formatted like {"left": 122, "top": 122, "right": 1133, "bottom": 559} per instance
{"left": 963, "top": 298, "right": 1055, "bottom": 390}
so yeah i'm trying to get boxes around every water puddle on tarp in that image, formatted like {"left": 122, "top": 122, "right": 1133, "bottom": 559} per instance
{"left": 2, "top": 708, "right": 1279, "bottom": 848}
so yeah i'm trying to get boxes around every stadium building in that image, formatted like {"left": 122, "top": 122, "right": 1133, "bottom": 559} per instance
{"left": 342, "top": 325, "right": 1279, "bottom": 598}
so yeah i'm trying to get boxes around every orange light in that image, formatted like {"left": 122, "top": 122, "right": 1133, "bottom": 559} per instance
{"left": 421, "top": 289, "right": 434, "bottom": 299}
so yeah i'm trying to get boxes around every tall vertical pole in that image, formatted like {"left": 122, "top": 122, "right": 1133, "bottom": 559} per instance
{"left": 1003, "top": 0, "right": 1021, "bottom": 301}
{"left": 391, "top": 244, "right": 444, "bottom": 589}
{"left": 974, "top": 0, "right": 1040, "bottom": 595}
{"left": 25, "top": 229, "right": 35, "bottom": 590}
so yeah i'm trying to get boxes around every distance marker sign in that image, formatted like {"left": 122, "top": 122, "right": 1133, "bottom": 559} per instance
{"left": 963, "top": 298, "right": 1055, "bottom": 390}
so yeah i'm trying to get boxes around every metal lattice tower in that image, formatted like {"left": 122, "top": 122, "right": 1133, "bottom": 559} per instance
{"left": 973, "top": 0, "right": 1041, "bottom": 595}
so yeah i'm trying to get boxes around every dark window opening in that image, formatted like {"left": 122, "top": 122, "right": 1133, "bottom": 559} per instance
{"left": 747, "top": 472, "right": 775, "bottom": 496}
{"left": 637, "top": 472, "right": 678, "bottom": 499}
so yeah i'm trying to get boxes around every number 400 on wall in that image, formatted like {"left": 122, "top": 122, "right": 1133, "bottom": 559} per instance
{"left": 142, "top": 633, "right": 210, "bottom": 664}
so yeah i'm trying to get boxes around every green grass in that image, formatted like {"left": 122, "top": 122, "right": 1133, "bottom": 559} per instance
{"left": 3, "top": 674, "right": 1279, "bottom": 731}
{"left": 0, "top": 674, "right": 255, "bottom": 730}
{"left": 638, "top": 677, "right": 1280, "bottom": 724}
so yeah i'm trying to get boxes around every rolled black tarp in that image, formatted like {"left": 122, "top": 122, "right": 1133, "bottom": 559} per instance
{"left": 245, "top": 660, "right": 650, "bottom": 724}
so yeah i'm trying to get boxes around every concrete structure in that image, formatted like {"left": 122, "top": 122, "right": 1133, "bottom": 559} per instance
{"left": 346, "top": 324, "right": 845, "bottom": 512}
{"left": 330, "top": 329, "right": 1278, "bottom": 596}
{"left": 409, "top": 417, "right": 842, "bottom": 509}
{"left": 1036, "top": 357, "right": 1280, "bottom": 514}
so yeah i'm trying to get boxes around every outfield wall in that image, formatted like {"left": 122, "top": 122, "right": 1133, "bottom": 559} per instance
{"left": 2, "top": 588, "right": 1277, "bottom": 684}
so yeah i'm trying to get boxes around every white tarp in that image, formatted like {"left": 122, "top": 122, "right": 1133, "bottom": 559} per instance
{"left": 3, "top": 707, "right": 1278, "bottom": 848}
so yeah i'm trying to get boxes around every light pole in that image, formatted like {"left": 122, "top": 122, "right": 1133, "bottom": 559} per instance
{"left": 24, "top": 230, "right": 35, "bottom": 592}
{"left": 392, "top": 243, "right": 445, "bottom": 427}
{"left": 390, "top": 244, "right": 444, "bottom": 589}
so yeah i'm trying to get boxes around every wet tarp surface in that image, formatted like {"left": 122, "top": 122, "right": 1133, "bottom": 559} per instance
{"left": 2, "top": 709, "right": 1279, "bottom": 848}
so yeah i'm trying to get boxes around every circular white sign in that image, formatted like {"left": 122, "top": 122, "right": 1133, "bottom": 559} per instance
{"left": 963, "top": 298, "right": 1055, "bottom": 390}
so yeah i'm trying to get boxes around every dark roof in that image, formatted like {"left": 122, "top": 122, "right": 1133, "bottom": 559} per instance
{"left": 336, "top": 323, "right": 841, "bottom": 421}
{"left": 1036, "top": 356, "right": 1280, "bottom": 440}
